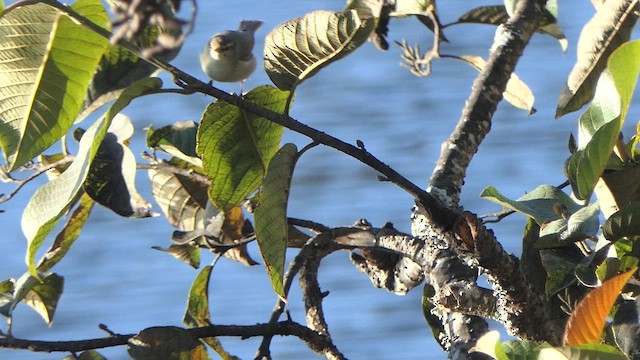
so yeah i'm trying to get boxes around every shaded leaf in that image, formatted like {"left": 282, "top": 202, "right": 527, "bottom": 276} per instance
{"left": 480, "top": 185, "right": 582, "bottom": 226}
{"left": 421, "top": 284, "right": 445, "bottom": 344}
{"left": 458, "top": 55, "right": 535, "bottom": 113}
{"left": 264, "top": 10, "right": 375, "bottom": 91}
{"left": 604, "top": 202, "right": 640, "bottom": 240}
{"left": 184, "top": 265, "right": 212, "bottom": 327}
{"left": 77, "top": 350, "right": 107, "bottom": 360}
{"left": 0, "top": 0, "right": 110, "bottom": 171}
{"left": 611, "top": 299, "right": 640, "bottom": 359}
{"left": 521, "top": 219, "right": 546, "bottom": 294}
{"left": 537, "top": 202, "right": 600, "bottom": 248}
{"left": 454, "top": 5, "right": 566, "bottom": 52}
{"left": 152, "top": 244, "right": 200, "bottom": 269}
{"left": 540, "top": 247, "right": 585, "bottom": 297}
{"left": 84, "top": 114, "right": 156, "bottom": 218}
{"left": 0, "top": 279, "right": 14, "bottom": 317}
{"left": 563, "top": 267, "right": 637, "bottom": 345}
{"left": 254, "top": 143, "right": 298, "bottom": 300}
{"left": 21, "top": 78, "right": 162, "bottom": 277}
{"left": 8, "top": 272, "right": 63, "bottom": 324}
{"left": 83, "top": 25, "right": 178, "bottom": 121}
{"left": 556, "top": 0, "right": 638, "bottom": 118}
{"left": 196, "top": 85, "right": 288, "bottom": 211}
{"left": 149, "top": 157, "right": 208, "bottom": 231}
{"left": 128, "top": 326, "right": 211, "bottom": 360}
{"left": 37, "top": 192, "right": 95, "bottom": 272}
{"left": 146, "top": 121, "right": 201, "bottom": 168}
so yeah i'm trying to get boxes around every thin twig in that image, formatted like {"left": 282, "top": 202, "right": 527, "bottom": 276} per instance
{"left": 0, "top": 156, "right": 74, "bottom": 205}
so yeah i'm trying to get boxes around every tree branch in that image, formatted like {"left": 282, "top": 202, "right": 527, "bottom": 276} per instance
{"left": 0, "top": 322, "right": 334, "bottom": 354}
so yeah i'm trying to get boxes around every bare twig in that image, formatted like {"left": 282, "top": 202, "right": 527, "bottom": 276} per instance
{"left": 0, "top": 156, "right": 74, "bottom": 205}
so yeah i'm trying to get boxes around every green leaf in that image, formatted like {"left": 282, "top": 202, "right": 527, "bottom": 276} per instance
{"left": 77, "top": 350, "right": 107, "bottom": 360}
{"left": 264, "top": 10, "right": 375, "bottom": 91}
{"left": 556, "top": 0, "right": 638, "bottom": 118}
{"left": 37, "top": 192, "right": 95, "bottom": 272}
{"left": 502, "top": 340, "right": 544, "bottom": 359}
{"left": 21, "top": 78, "right": 161, "bottom": 278}
{"left": 457, "top": 55, "right": 535, "bottom": 113}
{"left": 480, "top": 185, "right": 582, "bottom": 225}
{"left": 254, "top": 143, "right": 298, "bottom": 300}
{"left": 184, "top": 265, "right": 212, "bottom": 327}
{"left": 0, "top": 0, "right": 110, "bottom": 171}
{"left": 196, "top": 85, "right": 289, "bottom": 211}
{"left": 84, "top": 114, "right": 156, "bottom": 218}
{"left": 603, "top": 202, "right": 640, "bottom": 240}
{"left": 421, "top": 284, "right": 445, "bottom": 342}
{"left": 537, "top": 202, "right": 600, "bottom": 248}
{"left": 146, "top": 121, "right": 202, "bottom": 168}
{"left": 9, "top": 272, "right": 63, "bottom": 324}
{"left": 128, "top": 326, "right": 211, "bottom": 360}
{"left": 566, "top": 39, "right": 640, "bottom": 200}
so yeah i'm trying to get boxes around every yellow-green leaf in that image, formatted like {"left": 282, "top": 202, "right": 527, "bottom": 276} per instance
{"left": 563, "top": 267, "right": 637, "bottom": 345}
{"left": 0, "top": 0, "right": 110, "bottom": 170}
{"left": 254, "top": 143, "right": 298, "bottom": 300}
{"left": 556, "top": 0, "right": 638, "bottom": 118}
{"left": 21, "top": 78, "right": 161, "bottom": 278}
{"left": 264, "top": 10, "right": 375, "bottom": 91}
{"left": 196, "top": 85, "right": 289, "bottom": 211}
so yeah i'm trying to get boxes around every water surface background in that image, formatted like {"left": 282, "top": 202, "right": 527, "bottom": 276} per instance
{"left": 1, "top": 1, "right": 636, "bottom": 359}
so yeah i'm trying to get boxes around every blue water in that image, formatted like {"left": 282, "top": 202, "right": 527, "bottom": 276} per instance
{"left": 0, "top": 1, "right": 634, "bottom": 359}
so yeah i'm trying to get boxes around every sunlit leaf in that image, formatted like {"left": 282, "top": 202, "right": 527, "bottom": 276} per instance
{"left": 146, "top": 121, "right": 201, "bottom": 168}
{"left": 563, "top": 267, "right": 637, "bottom": 345}
{"left": 556, "top": 0, "right": 638, "bottom": 118}
{"left": 254, "top": 143, "right": 298, "bottom": 300}
{"left": 37, "top": 192, "right": 95, "bottom": 272}
{"left": 0, "top": 0, "right": 110, "bottom": 171}
{"left": 457, "top": 55, "right": 535, "bottom": 113}
{"left": 21, "top": 78, "right": 162, "bottom": 278}
{"left": 76, "top": 350, "right": 107, "bottom": 360}
{"left": 470, "top": 331, "right": 508, "bottom": 360}
{"left": 196, "top": 85, "right": 288, "bottom": 211}
{"left": 604, "top": 202, "right": 640, "bottom": 240}
{"left": 128, "top": 326, "right": 211, "bottom": 360}
{"left": 480, "top": 185, "right": 582, "bottom": 225}
{"left": 264, "top": 10, "right": 375, "bottom": 91}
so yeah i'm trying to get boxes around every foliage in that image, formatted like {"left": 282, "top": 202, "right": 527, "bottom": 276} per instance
{"left": 1, "top": 0, "right": 640, "bottom": 359}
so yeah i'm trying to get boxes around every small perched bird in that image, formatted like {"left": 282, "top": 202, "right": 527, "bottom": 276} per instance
{"left": 200, "top": 20, "right": 263, "bottom": 84}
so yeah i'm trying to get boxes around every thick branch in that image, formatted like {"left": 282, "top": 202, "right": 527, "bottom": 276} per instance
{"left": 429, "top": 0, "right": 546, "bottom": 203}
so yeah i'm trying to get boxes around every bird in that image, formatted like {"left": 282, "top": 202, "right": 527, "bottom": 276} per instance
{"left": 199, "top": 20, "right": 263, "bottom": 87}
